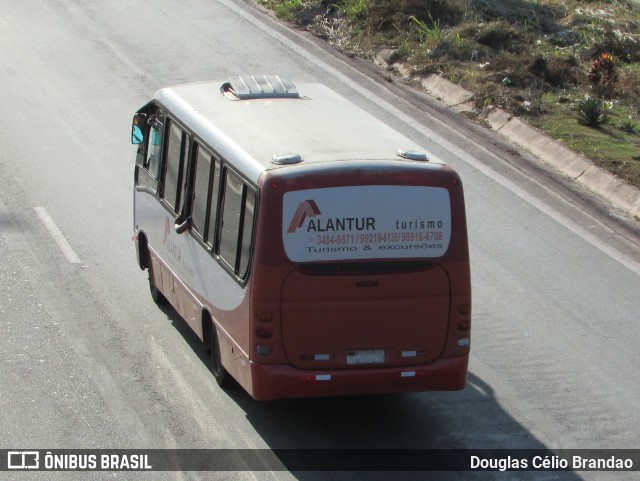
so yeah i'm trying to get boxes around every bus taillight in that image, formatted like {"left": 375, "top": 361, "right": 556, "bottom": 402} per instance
{"left": 255, "top": 311, "right": 273, "bottom": 322}
{"left": 457, "top": 320, "right": 470, "bottom": 331}
{"left": 255, "top": 327, "right": 273, "bottom": 339}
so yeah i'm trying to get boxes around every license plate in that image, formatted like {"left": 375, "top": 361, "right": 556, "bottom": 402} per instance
{"left": 346, "top": 349, "right": 385, "bottom": 365}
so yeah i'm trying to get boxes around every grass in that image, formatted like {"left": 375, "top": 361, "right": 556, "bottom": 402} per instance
{"left": 332, "top": 0, "right": 368, "bottom": 18}
{"left": 529, "top": 95, "right": 640, "bottom": 184}
{"left": 410, "top": 13, "right": 442, "bottom": 46}
{"left": 256, "top": 0, "right": 640, "bottom": 191}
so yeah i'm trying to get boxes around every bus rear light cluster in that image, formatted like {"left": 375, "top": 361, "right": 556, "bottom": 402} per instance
{"left": 457, "top": 338, "right": 470, "bottom": 348}
{"left": 255, "top": 311, "right": 275, "bottom": 356}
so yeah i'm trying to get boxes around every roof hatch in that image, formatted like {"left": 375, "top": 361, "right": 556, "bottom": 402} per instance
{"left": 272, "top": 153, "right": 303, "bottom": 165}
{"left": 397, "top": 149, "right": 429, "bottom": 161}
{"left": 220, "top": 75, "right": 301, "bottom": 100}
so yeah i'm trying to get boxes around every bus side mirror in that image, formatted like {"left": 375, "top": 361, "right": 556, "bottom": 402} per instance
{"left": 131, "top": 113, "right": 147, "bottom": 144}
{"left": 174, "top": 212, "right": 190, "bottom": 234}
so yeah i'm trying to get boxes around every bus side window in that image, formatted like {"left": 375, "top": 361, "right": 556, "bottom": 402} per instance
{"left": 218, "top": 170, "right": 256, "bottom": 279}
{"left": 145, "top": 126, "right": 162, "bottom": 180}
{"left": 162, "top": 119, "right": 189, "bottom": 213}
{"left": 135, "top": 116, "right": 162, "bottom": 193}
{"left": 191, "top": 143, "right": 218, "bottom": 242}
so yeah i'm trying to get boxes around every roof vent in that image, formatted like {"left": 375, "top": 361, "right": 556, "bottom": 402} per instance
{"left": 397, "top": 149, "right": 429, "bottom": 161}
{"left": 221, "top": 75, "right": 300, "bottom": 100}
{"left": 272, "top": 153, "right": 303, "bottom": 165}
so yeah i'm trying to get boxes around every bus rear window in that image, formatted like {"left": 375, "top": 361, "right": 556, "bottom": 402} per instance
{"left": 282, "top": 185, "right": 451, "bottom": 263}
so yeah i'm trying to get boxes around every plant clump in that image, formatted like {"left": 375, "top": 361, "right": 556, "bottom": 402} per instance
{"left": 589, "top": 52, "right": 617, "bottom": 90}
{"left": 576, "top": 97, "right": 609, "bottom": 127}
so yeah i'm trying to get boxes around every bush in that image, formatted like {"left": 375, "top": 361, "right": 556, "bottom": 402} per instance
{"left": 589, "top": 52, "right": 617, "bottom": 89}
{"left": 577, "top": 98, "right": 608, "bottom": 127}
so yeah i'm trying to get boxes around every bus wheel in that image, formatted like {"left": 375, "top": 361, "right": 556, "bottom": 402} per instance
{"left": 148, "top": 261, "right": 165, "bottom": 304}
{"left": 211, "top": 329, "right": 231, "bottom": 388}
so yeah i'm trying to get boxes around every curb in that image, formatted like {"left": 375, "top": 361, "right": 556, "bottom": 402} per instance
{"left": 375, "top": 51, "right": 640, "bottom": 220}
{"left": 487, "top": 108, "right": 640, "bottom": 218}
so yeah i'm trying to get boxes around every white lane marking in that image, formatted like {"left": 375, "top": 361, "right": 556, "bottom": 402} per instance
{"left": 218, "top": 0, "right": 640, "bottom": 276}
{"left": 34, "top": 207, "right": 81, "bottom": 264}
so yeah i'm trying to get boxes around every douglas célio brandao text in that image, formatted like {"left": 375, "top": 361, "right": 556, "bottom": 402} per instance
{"left": 470, "top": 454, "right": 634, "bottom": 471}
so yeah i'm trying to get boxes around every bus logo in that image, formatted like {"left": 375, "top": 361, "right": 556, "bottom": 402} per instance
{"left": 287, "top": 200, "right": 321, "bottom": 233}
{"left": 164, "top": 217, "right": 171, "bottom": 244}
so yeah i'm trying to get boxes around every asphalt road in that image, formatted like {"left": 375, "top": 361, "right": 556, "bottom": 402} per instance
{"left": 1, "top": 0, "right": 639, "bottom": 480}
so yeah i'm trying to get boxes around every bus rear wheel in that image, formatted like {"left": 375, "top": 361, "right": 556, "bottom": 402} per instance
{"left": 211, "top": 328, "right": 231, "bottom": 388}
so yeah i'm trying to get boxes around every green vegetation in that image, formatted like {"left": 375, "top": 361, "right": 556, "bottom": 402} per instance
{"left": 410, "top": 14, "right": 442, "bottom": 45}
{"left": 257, "top": 0, "right": 640, "bottom": 189}
{"left": 576, "top": 98, "right": 610, "bottom": 127}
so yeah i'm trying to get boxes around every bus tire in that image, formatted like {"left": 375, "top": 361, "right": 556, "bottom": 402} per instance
{"left": 211, "top": 328, "right": 231, "bottom": 388}
{"left": 148, "top": 261, "right": 165, "bottom": 305}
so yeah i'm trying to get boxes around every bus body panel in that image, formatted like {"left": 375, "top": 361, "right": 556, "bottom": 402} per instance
{"left": 280, "top": 267, "right": 450, "bottom": 370}
{"left": 134, "top": 192, "right": 248, "bottom": 309}
{"left": 134, "top": 189, "right": 251, "bottom": 357}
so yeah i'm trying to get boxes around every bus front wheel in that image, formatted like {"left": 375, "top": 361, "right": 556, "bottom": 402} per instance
{"left": 148, "top": 261, "right": 165, "bottom": 304}
{"left": 211, "top": 328, "right": 231, "bottom": 388}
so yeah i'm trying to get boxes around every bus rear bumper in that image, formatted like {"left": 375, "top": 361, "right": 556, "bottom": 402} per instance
{"left": 247, "top": 356, "right": 468, "bottom": 401}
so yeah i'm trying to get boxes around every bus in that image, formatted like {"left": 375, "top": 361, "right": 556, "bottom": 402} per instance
{"left": 131, "top": 75, "right": 471, "bottom": 400}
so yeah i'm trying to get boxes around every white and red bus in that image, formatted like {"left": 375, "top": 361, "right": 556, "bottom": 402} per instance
{"left": 131, "top": 76, "right": 471, "bottom": 400}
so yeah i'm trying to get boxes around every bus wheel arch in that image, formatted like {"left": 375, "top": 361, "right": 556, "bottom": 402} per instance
{"left": 202, "top": 310, "right": 213, "bottom": 356}
{"left": 137, "top": 231, "right": 151, "bottom": 270}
